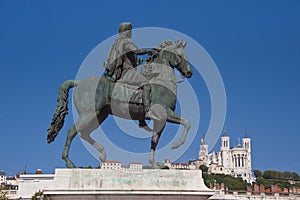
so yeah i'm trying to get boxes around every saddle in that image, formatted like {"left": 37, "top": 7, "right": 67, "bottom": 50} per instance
{"left": 110, "top": 66, "right": 158, "bottom": 105}
{"left": 111, "top": 82, "right": 143, "bottom": 104}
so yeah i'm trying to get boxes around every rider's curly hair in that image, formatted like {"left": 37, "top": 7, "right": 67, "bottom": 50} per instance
{"left": 118, "top": 22, "right": 132, "bottom": 33}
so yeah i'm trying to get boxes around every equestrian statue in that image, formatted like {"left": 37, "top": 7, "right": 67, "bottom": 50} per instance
{"left": 46, "top": 22, "right": 193, "bottom": 168}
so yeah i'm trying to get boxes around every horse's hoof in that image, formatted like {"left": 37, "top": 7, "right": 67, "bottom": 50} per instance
{"left": 100, "top": 152, "right": 106, "bottom": 163}
{"left": 171, "top": 142, "right": 180, "bottom": 149}
{"left": 148, "top": 158, "right": 154, "bottom": 166}
{"left": 66, "top": 161, "right": 76, "bottom": 168}
{"left": 154, "top": 162, "right": 164, "bottom": 169}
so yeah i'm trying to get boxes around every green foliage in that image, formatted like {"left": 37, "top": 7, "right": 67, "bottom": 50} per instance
{"left": 254, "top": 175, "right": 298, "bottom": 190}
{"left": 0, "top": 191, "right": 7, "bottom": 200}
{"left": 31, "top": 190, "right": 43, "bottom": 200}
{"left": 254, "top": 169, "right": 263, "bottom": 178}
{"left": 202, "top": 173, "right": 249, "bottom": 191}
{"left": 262, "top": 170, "right": 300, "bottom": 181}
{"left": 199, "top": 165, "right": 208, "bottom": 173}
{"left": 78, "top": 166, "right": 94, "bottom": 169}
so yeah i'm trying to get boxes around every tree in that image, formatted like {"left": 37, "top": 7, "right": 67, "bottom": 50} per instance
{"left": 199, "top": 165, "right": 208, "bottom": 173}
{"left": 292, "top": 172, "right": 300, "bottom": 181}
{"left": 254, "top": 169, "right": 262, "bottom": 178}
{"left": 31, "top": 191, "right": 43, "bottom": 200}
{"left": 263, "top": 170, "right": 278, "bottom": 179}
{"left": 0, "top": 191, "right": 7, "bottom": 200}
{"left": 202, "top": 173, "right": 249, "bottom": 191}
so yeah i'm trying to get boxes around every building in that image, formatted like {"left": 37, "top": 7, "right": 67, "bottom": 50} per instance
{"left": 163, "top": 159, "right": 197, "bottom": 170}
{"left": 0, "top": 170, "right": 6, "bottom": 185}
{"left": 129, "top": 162, "right": 143, "bottom": 170}
{"left": 100, "top": 160, "right": 122, "bottom": 170}
{"left": 5, "top": 176, "right": 18, "bottom": 190}
{"left": 198, "top": 129, "right": 254, "bottom": 183}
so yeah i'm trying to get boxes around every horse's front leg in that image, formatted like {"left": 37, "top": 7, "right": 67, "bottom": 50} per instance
{"left": 165, "top": 109, "right": 190, "bottom": 149}
{"left": 149, "top": 119, "right": 166, "bottom": 166}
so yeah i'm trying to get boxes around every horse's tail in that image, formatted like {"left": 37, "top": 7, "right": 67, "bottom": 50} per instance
{"left": 47, "top": 80, "right": 78, "bottom": 143}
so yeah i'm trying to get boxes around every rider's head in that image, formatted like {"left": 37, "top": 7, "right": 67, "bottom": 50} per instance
{"left": 119, "top": 22, "right": 132, "bottom": 38}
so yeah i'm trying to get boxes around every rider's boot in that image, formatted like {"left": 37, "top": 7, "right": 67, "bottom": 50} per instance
{"left": 139, "top": 84, "right": 152, "bottom": 131}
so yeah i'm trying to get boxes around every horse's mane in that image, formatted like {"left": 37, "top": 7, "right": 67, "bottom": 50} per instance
{"left": 146, "top": 40, "right": 186, "bottom": 63}
{"left": 158, "top": 39, "right": 186, "bottom": 49}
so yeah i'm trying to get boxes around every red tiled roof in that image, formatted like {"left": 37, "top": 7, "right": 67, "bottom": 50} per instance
{"left": 104, "top": 160, "right": 121, "bottom": 163}
{"left": 171, "top": 163, "right": 188, "bottom": 166}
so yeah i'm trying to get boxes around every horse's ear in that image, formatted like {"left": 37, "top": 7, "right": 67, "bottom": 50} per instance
{"left": 175, "top": 40, "right": 187, "bottom": 48}
{"left": 175, "top": 39, "right": 180, "bottom": 47}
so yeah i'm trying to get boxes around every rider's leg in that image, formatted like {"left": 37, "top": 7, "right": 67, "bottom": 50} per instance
{"left": 142, "top": 84, "right": 151, "bottom": 117}
{"left": 139, "top": 83, "right": 152, "bottom": 129}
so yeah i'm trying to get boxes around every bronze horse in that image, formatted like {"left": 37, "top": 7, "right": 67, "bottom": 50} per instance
{"left": 47, "top": 40, "right": 193, "bottom": 168}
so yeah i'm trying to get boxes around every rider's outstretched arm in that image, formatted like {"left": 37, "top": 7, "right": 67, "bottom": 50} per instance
{"left": 133, "top": 48, "right": 157, "bottom": 55}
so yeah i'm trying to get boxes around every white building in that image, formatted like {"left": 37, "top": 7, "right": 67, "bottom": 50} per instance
{"left": 17, "top": 173, "right": 55, "bottom": 199}
{"left": 5, "top": 176, "right": 18, "bottom": 189}
{"left": 163, "top": 159, "right": 197, "bottom": 170}
{"left": 129, "top": 162, "right": 143, "bottom": 170}
{"left": 0, "top": 171, "right": 6, "bottom": 185}
{"left": 198, "top": 130, "right": 254, "bottom": 183}
{"left": 100, "top": 160, "right": 122, "bottom": 170}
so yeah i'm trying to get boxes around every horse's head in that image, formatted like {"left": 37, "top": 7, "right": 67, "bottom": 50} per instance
{"left": 155, "top": 40, "right": 193, "bottom": 79}
{"left": 174, "top": 40, "right": 192, "bottom": 78}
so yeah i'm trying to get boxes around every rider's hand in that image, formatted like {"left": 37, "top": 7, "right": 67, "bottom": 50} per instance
{"left": 150, "top": 49, "right": 159, "bottom": 57}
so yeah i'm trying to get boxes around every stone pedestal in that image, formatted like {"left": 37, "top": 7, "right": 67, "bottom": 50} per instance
{"left": 43, "top": 169, "right": 213, "bottom": 200}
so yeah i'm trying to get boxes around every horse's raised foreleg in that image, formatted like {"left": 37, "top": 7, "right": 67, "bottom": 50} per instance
{"left": 62, "top": 125, "right": 78, "bottom": 168}
{"left": 166, "top": 109, "right": 191, "bottom": 149}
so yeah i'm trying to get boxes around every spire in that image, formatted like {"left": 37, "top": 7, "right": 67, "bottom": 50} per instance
{"left": 201, "top": 133, "right": 206, "bottom": 144}
{"left": 223, "top": 126, "right": 227, "bottom": 136}
{"left": 237, "top": 138, "right": 241, "bottom": 147}
{"left": 244, "top": 130, "right": 249, "bottom": 138}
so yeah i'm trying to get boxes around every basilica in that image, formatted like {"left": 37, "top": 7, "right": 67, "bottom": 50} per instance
{"left": 198, "top": 129, "right": 254, "bottom": 183}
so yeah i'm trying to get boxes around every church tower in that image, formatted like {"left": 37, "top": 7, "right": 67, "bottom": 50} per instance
{"left": 198, "top": 134, "right": 208, "bottom": 165}
{"left": 242, "top": 130, "right": 251, "bottom": 152}
{"left": 220, "top": 128, "right": 231, "bottom": 168}
{"left": 220, "top": 128, "right": 230, "bottom": 151}
{"left": 242, "top": 130, "right": 253, "bottom": 181}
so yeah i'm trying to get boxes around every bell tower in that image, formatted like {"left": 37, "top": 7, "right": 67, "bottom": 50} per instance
{"left": 220, "top": 127, "right": 231, "bottom": 169}
{"left": 242, "top": 130, "right": 251, "bottom": 152}
{"left": 198, "top": 134, "right": 208, "bottom": 164}
{"left": 242, "top": 130, "right": 252, "bottom": 181}
{"left": 220, "top": 127, "right": 230, "bottom": 151}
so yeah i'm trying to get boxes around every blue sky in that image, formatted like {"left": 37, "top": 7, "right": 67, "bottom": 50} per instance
{"left": 0, "top": 0, "right": 299, "bottom": 176}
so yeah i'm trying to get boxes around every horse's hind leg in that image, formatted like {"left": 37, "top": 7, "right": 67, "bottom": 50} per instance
{"left": 80, "top": 132, "right": 107, "bottom": 163}
{"left": 62, "top": 125, "right": 78, "bottom": 168}
{"left": 62, "top": 111, "right": 108, "bottom": 168}
{"left": 77, "top": 112, "right": 109, "bottom": 163}
{"left": 166, "top": 109, "right": 190, "bottom": 149}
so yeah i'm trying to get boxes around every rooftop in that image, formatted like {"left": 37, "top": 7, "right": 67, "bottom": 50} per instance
{"left": 104, "top": 160, "right": 121, "bottom": 163}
